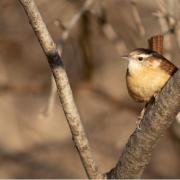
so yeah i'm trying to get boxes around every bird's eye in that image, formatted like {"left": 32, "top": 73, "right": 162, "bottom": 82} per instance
{"left": 138, "top": 57, "right": 143, "bottom": 61}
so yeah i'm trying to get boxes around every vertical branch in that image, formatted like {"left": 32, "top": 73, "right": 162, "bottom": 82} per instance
{"left": 55, "top": 0, "right": 94, "bottom": 50}
{"left": 79, "top": 11, "right": 94, "bottom": 81}
{"left": 97, "top": 1, "right": 127, "bottom": 55}
{"left": 175, "top": 21, "right": 180, "bottom": 49}
{"left": 130, "top": 0, "right": 145, "bottom": 37}
{"left": 18, "top": 0, "right": 103, "bottom": 179}
{"left": 154, "top": 0, "right": 176, "bottom": 59}
{"left": 173, "top": 0, "right": 180, "bottom": 49}
{"left": 43, "top": 0, "right": 94, "bottom": 118}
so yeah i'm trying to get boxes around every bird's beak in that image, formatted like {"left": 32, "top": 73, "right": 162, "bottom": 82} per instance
{"left": 121, "top": 56, "right": 129, "bottom": 60}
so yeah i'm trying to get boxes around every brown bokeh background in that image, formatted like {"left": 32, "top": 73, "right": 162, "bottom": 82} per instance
{"left": 0, "top": 0, "right": 179, "bottom": 178}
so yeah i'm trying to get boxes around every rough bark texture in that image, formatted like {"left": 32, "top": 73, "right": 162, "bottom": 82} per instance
{"left": 107, "top": 69, "right": 180, "bottom": 179}
{"left": 18, "top": 0, "right": 103, "bottom": 179}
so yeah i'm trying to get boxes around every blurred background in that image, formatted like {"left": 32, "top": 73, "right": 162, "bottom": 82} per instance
{"left": 0, "top": 0, "right": 179, "bottom": 178}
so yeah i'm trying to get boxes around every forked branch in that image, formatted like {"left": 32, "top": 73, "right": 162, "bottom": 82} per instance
{"left": 18, "top": 0, "right": 103, "bottom": 179}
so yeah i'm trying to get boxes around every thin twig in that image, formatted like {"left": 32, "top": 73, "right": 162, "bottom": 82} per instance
{"left": 173, "top": 0, "right": 180, "bottom": 49}
{"left": 41, "top": 76, "right": 57, "bottom": 117}
{"left": 175, "top": 21, "right": 180, "bottom": 49}
{"left": 79, "top": 11, "right": 94, "bottom": 81}
{"left": 18, "top": 0, "right": 103, "bottom": 179}
{"left": 154, "top": 0, "right": 177, "bottom": 59}
{"left": 130, "top": 0, "right": 145, "bottom": 37}
{"left": 58, "top": 0, "right": 94, "bottom": 48}
{"left": 96, "top": 1, "right": 127, "bottom": 55}
{"left": 43, "top": 0, "right": 94, "bottom": 118}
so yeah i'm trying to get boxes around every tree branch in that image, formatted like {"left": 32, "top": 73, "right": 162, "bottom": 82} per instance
{"left": 130, "top": 0, "right": 145, "bottom": 37}
{"left": 42, "top": 0, "right": 94, "bottom": 118}
{"left": 96, "top": 1, "right": 127, "bottom": 55}
{"left": 58, "top": 0, "right": 94, "bottom": 49}
{"left": 18, "top": 0, "right": 103, "bottom": 179}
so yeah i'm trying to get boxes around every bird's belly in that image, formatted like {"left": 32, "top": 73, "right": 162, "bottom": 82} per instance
{"left": 126, "top": 69, "right": 170, "bottom": 102}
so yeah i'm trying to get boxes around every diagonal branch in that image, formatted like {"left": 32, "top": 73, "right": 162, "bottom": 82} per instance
{"left": 42, "top": 0, "right": 94, "bottom": 118}
{"left": 58, "top": 0, "right": 94, "bottom": 49}
{"left": 18, "top": 0, "right": 103, "bottom": 179}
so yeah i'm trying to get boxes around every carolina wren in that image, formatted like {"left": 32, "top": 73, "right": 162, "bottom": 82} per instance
{"left": 122, "top": 48, "right": 178, "bottom": 103}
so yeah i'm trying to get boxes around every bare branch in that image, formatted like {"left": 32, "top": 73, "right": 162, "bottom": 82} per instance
{"left": 96, "top": 1, "right": 127, "bottom": 55}
{"left": 130, "top": 0, "right": 145, "bottom": 37}
{"left": 154, "top": 0, "right": 177, "bottom": 59}
{"left": 43, "top": 0, "right": 94, "bottom": 118}
{"left": 172, "top": 112, "right": 180, "bottom": 140}
{"left": 175, "top": 21, "right": 180, "bottom": 49}
{"left": 58, "top": 0, "right": 94, "bottom": 49}
{"left": 18, "top": 0, "right": 103, "bottom": 178}
{"left": 40, "top": 76, "right": 57, "bottom": 117}
{"left": 107, "top": 69, "right": 180, "bottom": 179}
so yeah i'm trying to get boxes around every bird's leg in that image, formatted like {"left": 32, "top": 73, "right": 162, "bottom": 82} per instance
{"left": 153, "top": 91, "right": 159, "bottom": 100}
{"left": 136, "top": 103, "right": 148, "bottom": 129}
{"left": 136, "top": 94, "right": 158, "bottom": 129}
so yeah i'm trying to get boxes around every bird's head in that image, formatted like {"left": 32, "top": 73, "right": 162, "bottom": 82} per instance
{"left": 122, "top": 48, "right": 164, "bottom": 75}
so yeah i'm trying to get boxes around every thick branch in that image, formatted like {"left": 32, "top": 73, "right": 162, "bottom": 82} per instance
{"left": 18, "top": 0, "right": 103, "bottom": 179}
{"left": 107, "top": 69, "right": 180, "bottom": 179}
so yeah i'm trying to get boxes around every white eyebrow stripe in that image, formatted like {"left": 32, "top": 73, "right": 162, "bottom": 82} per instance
{"left": 138, "top": 54, "right": 151, "bottom": 58}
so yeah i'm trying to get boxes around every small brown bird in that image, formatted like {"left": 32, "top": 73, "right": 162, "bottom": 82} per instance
{"left": 122, "top": 48, "right": 178, "bottom": 103}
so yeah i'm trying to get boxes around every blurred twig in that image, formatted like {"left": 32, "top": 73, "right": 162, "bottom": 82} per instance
{"left": 175, "top": 20, "right": 180, "bottom": 48}
{"left": 153, "top": 0, "right": 180, "bottom": 59}
{"left": 106, "top": 35, "right": 180, "bottom": 179}
{"left": 18, "top": 0, "right": 103, "bottom": 179}
{"left": 96, "top": 1, "right": 127, "bottom": 55}
{"left": 43, "top": 0, "right": 94, "bottom": 118}
{"left": 0, "top": 81, "right": 43, "bottom": 94}
{"left": 79, "top": 11, "right": 94, "bottom": 81}
{"left": 54, "top": 0, "right": 94, "bottom": 51}
{"left": 130, "top": 0, "right": 145, "bottom": 37}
